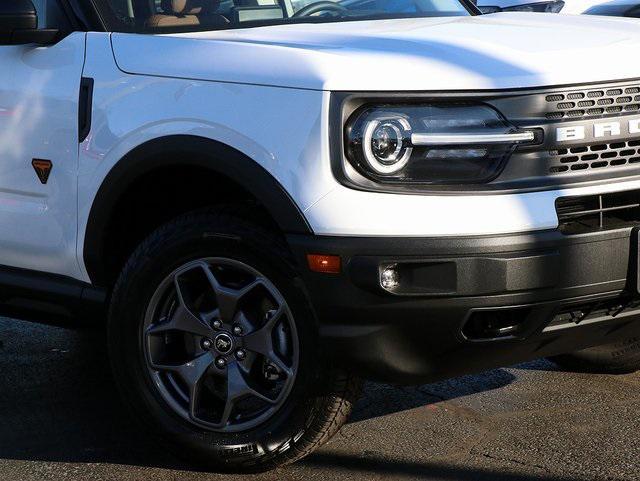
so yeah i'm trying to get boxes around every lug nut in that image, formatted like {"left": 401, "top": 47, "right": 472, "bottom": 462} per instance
{"left": 212, "top": 319, "right": 223, "bottom": 330}
{"left": 201, "top": 338, "right": 212, "bottom": 350}
{"left": 215, "top": 357, "right": 227, "bottom": 369}
{"left": 235, "top": 349, "right": 246, "bottom": 361}
{"left": 265, "top": 310, "right": 276, "bottom": 320}
{"left": 232, "top": 325, "right": 243, "bottom": 336}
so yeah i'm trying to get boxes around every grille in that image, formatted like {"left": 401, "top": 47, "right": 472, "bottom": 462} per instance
{"left": 556, "top": 190, "right": 640, "bottom": 234}
{"left": 547, "top": 140, "right": 640, "bottom": 174}
{"left": 545, "top": 85, "right": 640, "bottom": 120}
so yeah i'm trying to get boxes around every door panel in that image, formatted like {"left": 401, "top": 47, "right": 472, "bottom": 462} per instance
{"left": 0, "top": 32, "right": 86, "bottom": 278}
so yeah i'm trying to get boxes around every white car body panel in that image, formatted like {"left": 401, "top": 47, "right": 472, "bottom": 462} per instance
{"left": 112, "top": 13, "right": 640, "bottom": 92}
{"left": 304, "top": 177, "right": 640, "bottom": 236}
{"left": 2, "top": 13, "right": 640, "bottom": 282}
{"left": 77, "top": 33, "right": 330, "bottom": 281}
{"left": 0, "top": 32, "right": 85, "bottom": 279}
{"left": 80, "top": 22, "right": 640, "bottom": 254}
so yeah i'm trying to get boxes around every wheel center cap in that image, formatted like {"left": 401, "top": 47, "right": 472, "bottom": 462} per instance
{"left": 214, "top": 333, "right": 234, "bottom": 354}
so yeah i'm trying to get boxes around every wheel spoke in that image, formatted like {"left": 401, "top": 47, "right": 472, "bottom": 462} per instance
{"left": 218, "top": 396, "right": 235, "bottom": 428}
{"left": 150, "top": 352, "right": 215, "bottom": 396}
{"left": 201, "top": 264, "right": 263, "bottom": 322}
{"left": 147, "top": 303, "right": 212, "bottom": 338}
{"left": 214, "top": 361, "right": 275, "bottom": 428}
{"left": 143, "top": 257, "right": 299, "bottom": 432}
{"left": 242, "top": 307, "right": 293, "bottom": 377}
{"left": 228, "top": 362, "right": 276, "bottom": 404}
{"left": 146, "top": 275, "right": 212, "bottom": 338}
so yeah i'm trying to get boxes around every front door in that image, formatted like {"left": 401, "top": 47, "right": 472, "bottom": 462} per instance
{"left": 0, "top": 0, "right": 85, "bottom": 278}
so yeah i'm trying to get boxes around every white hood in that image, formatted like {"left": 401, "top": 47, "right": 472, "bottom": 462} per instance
{"left": 112, "top": 12, "right": 640, "bottom": 91}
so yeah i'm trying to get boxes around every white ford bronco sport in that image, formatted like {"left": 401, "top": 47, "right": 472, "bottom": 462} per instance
{"left": 2, "top": 0, "right": 640, "bottom": 472}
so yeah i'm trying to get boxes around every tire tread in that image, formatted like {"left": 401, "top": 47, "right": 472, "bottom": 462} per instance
{"left": 108, "top": 205, "right": 360, "bottom": 472}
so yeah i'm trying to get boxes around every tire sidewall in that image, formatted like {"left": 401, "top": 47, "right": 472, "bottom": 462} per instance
{"left": 552, "top": 334, "right": 640, "bottom": 374}
{"left": 108, "top": 214, "right": 325, "bottom": 469}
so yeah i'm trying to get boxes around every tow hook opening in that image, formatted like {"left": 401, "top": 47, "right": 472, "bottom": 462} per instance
{"left": 462, "top": 308, "right": 532, "bottom": 341}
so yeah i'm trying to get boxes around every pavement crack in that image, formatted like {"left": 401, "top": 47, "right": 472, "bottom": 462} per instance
{"left": 474, "top": 450, "right": 556, "bottom": 475}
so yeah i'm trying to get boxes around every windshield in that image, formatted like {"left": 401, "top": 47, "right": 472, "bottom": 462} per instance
{"left": 92, "top": 0, "right": 472, "bottom": 33}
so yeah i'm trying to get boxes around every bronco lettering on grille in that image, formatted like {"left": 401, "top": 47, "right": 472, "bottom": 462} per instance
{"left": 558, "top": 119, "right": 640, "bottom": 142}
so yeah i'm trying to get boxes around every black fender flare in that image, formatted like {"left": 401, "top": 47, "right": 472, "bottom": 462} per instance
{"left": 83, "top": 135, "right": 312, "bottom": 286}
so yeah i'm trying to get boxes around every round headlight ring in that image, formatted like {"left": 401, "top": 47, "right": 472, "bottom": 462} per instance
{"left": 362, "top": 117, "right": 413, "bottom": 175}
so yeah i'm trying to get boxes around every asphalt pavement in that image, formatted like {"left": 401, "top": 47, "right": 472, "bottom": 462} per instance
{"left": 0, "top": 317, "right": 639, "bottom": 481}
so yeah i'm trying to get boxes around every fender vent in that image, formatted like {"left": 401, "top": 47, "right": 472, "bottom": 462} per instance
{"left": 556, "top": 190, "right": 640, "bottom": 234}
{"left": 545, "top": 85, "right": 640, "bottom": 120}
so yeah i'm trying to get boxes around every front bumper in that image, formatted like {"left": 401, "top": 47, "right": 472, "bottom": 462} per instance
{"left": 288, "top": 227, "right": 640, "bottom": 384}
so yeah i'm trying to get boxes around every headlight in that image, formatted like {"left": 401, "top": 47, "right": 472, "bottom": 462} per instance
{"left": 362, "top": 116, "right": 413, "bottom": 174}
{"left": 345, "top": 104, "right": 535, "bottom": 185}
{"left": 502, "top": 0, "right": 565, "bottom": 12}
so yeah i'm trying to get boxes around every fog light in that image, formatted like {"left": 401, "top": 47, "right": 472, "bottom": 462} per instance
{"left": 380, "top": 266, "right": 400, "bottom": 290}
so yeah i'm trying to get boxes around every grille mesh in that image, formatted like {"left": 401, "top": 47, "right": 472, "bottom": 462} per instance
{"left": 556, "top": 190, "right": 640, "bottom": 234}
{"left": 548, "top": 140, "right": 640, "bottom": 174}
{"left": 545, "top": 86, "right": 640, "bottom": 120}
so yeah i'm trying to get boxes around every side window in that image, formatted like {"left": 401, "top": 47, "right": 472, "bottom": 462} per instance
{"left": 32, "top": 0, "right": 71, "bottom": 30}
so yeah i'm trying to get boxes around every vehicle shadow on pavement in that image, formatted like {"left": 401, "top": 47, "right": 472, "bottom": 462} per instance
{"left": 0, "top": 319, "right": 544, "bottom": 477}
{"left": 0, "top": 318, "right": 588, "bottom": 481}
{"left": 0, "top": 321, "right": 186, "bottom": 470}
{"left": 300, "top": 452, "right": 588, "bottom": 481}
{"left": 350, "top": 367, "right": 517, "bottom": 423}
{"left": 512, "top": 358, "right": 563, "bottom": 372}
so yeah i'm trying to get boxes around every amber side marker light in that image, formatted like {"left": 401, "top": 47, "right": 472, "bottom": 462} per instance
{"left": 307, "top": 254, "right": 341, "bottom": 274}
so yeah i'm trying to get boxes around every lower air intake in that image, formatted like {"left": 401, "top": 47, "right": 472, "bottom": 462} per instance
{"left": 556, "top": 190, "right": 640, "bottom": 235}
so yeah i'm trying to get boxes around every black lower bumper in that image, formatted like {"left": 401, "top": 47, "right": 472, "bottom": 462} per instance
{"left": 287, "top": 228, "right": 640, "bottom": 384}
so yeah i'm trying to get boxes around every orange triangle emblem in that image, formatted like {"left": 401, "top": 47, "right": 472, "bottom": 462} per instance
{"left": 32, "top": 159, "right": 52, "bottom": 184}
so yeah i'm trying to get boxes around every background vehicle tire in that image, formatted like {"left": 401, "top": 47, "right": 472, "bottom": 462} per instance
{"left": 108, "top": 206, "right": 360, "bottom": 472}
{"left": 549, "top": 335, "right": 640, "bottom": 374}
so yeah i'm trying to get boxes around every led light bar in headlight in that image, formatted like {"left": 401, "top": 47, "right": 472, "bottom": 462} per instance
{"left": 345, "top": 104, "right": 536, "bottom": 185}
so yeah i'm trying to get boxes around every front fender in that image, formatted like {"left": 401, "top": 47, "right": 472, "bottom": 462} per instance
{"left": 78, "top": 33, "right": 334, "bottom": 283}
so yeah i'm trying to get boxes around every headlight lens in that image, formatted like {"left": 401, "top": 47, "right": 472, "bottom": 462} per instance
{"left": 363, "top": 117, "right": 413, "bottom": 174}
{"left": 345, "top": 103, "right": 534, "bottom": 185}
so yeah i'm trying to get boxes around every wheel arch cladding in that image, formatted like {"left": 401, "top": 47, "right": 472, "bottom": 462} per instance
{"left": 83, "top": 135, "right": 312, "bottom": 287}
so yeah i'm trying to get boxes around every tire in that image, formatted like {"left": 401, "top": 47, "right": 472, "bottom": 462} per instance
{"left": 549, "top": 335, "right": 640, "bottom": 374}
{"left": 108, "top": 206, "right": 360, "bottom": 472}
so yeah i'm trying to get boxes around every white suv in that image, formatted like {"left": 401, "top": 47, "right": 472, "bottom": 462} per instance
{"left": 2, "top": 0, "right": 640, "bottom": 472}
